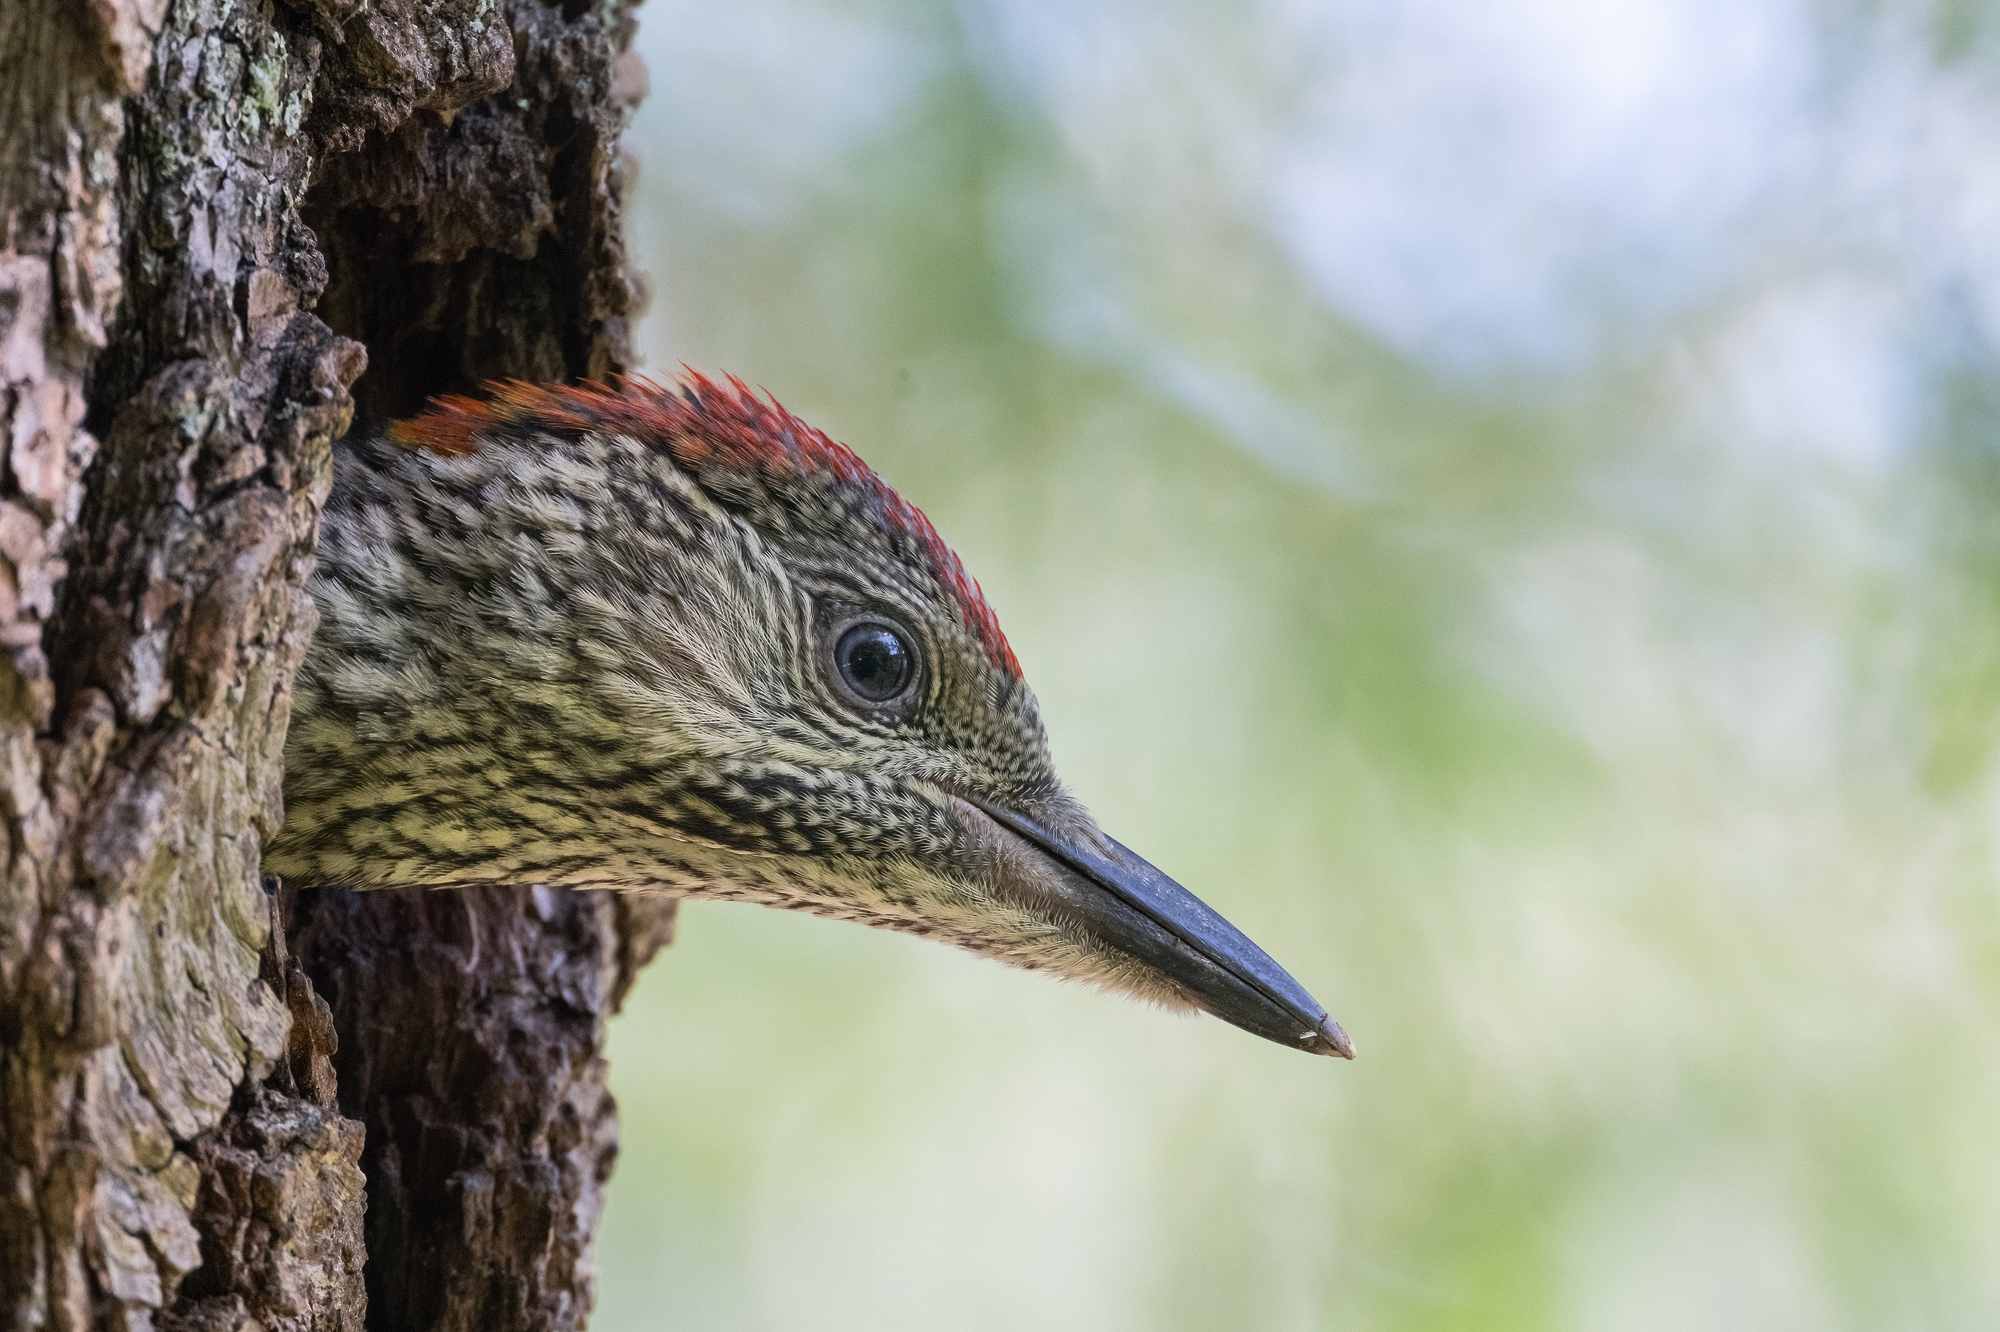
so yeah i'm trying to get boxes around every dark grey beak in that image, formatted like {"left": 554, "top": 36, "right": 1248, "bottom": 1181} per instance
{"left": 967, "top": 797, "right": 1355, "bottom": 1059}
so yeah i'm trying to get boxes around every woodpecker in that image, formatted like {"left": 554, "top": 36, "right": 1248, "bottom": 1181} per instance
{"left": 267, "top": 375, "right": 1354, "bottom": 1058}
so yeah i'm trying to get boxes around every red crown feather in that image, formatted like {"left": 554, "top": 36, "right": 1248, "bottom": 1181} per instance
{"left": 389, "top": 373, "right": 1022, "bottom": 677}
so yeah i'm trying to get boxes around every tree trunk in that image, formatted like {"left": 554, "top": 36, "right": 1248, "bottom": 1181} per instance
{"left": 1, "top": 1, "right": 672, "bottom": 1328}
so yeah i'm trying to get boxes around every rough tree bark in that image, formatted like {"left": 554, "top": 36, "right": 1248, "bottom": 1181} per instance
{"left": 1, "top": 1, "right": 674, "bottom": 1328}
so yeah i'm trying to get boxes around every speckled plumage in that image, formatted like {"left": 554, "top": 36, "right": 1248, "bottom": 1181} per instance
{"left": 270, "top": 376, "right": 1353, "bottom": 1055}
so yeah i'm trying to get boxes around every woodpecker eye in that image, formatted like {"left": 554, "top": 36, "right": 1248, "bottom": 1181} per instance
{"left": 833, "top": 622, "right": 915, "bottom": 703}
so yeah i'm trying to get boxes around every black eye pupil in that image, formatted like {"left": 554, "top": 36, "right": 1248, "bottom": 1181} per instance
{"left": 835, "top": 623, "right": 913, "bottom": 702}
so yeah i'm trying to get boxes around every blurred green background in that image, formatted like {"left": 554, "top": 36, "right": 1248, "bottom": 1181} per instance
{"left": 595, "top": 1, "right": 2000, "bottom": 1328}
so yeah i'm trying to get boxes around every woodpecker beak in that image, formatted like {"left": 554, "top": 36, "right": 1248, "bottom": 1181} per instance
{"left": 963, "top": 796, "right": 1355, "bottom": 1059}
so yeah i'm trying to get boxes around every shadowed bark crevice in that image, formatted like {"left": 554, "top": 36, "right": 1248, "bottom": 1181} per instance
{"left": 288, "top": 885, "right": 626, "bottom": 1332}
{"left": 301, "top": 0, "right": 646, "bottom": 436}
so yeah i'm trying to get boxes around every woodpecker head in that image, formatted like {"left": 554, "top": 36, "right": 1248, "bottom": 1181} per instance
{"left": 269, "top": 375, "right": 1352, "bottom": 1058}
